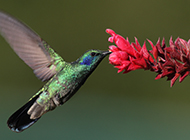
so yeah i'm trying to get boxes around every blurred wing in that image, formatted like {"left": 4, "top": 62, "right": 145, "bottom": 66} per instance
{"left": 0, "top": 11, "right": 65, "bottom": 81}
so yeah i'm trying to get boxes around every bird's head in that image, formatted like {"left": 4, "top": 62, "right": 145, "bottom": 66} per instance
{"left": 75, "top": 50, "right": 111, "bottom": 71}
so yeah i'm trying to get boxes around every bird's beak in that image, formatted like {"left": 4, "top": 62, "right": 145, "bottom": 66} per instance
{"left": 102, "top": 50, "right": 112, "bottom": 56}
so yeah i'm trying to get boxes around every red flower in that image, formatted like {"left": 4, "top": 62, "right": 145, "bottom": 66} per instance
{"left": 106, "top": 29, "right": 190, "bottom": 87}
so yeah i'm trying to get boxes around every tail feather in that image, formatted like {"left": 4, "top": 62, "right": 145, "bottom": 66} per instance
{"left": 7, "top": 95, "right": 40, "bottom": 133}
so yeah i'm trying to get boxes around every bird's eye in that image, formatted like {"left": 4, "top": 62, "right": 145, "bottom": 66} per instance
{"left": 90, "top": 52, "right": 96, "bottom": 56}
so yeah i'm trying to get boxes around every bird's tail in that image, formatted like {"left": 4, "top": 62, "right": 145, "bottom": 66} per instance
{"left": 7, "top": 94, "right": 41, "bottom": 133}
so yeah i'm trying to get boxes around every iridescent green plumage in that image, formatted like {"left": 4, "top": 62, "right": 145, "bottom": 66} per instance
{"left": 0, "top": 11, "right": 111, "bottom": 132}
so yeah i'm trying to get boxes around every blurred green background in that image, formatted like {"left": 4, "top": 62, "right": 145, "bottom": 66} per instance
{"left": 1, "top": 0, "right": 190, "bottom": 140}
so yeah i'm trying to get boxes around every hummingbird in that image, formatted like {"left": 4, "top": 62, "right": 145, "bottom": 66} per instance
{"left": 0, "top": 11, "right": 111, "bottom": 133}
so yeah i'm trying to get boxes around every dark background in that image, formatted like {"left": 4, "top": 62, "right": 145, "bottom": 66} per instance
{"left": 1, "top": 0, "right": 190, "bottom": 140}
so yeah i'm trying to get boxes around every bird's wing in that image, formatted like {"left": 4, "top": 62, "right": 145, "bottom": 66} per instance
{"left": 0, "top": 11, "right": 65, "bottom": 81}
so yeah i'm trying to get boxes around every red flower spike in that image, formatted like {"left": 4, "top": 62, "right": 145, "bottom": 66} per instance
{"left": 134, "top": 37, "right": 142, "bottom": 52}
{"left": 179, "top": 71, "right": 189, "bottom": 82}
{"left": 131, "top": 43, "right": 141, "bottom": 58}
{"left": 162, "top": 38, "right": 166, "bottom": 48}
{"left": 132, "top": 57, "right": 147, "bottom": 69}
{"left": 155, "top": 74, "right": 162, "bottom": 80}
{"left": 169, "top": 37, "right": 174, "bottom": 48}
{"left": 170, "top": 73, "right": 180, "bottom": 87}
{"left": 107, "top": 29, "right": 190, "bottom": 87}
{"left": 147, "top": 39, "right": 158, "bottom": 61}
{"left": 106, "top": 29, "right": 117, "bottom": 36}
{"left": 140, "top": 42, "right": 149, "bottom": 59}
{"left": 109, "top": 51, "right": 129, "bottom": 65}
{"left": 155, "top": 38, "right": 164, "bottom": 54}
{"left": 127, "top": 63, "right": 143, "bottom": 71}
{"left": 109, "top": 45, "right": 120, "bottom": 52}
{"left": 108, "top": 37, "right": 114, "bottom": 43}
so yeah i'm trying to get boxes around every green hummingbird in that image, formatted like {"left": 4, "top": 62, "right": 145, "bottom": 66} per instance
{"left": 0, "top": 11, "right": 111, "bottom": 133}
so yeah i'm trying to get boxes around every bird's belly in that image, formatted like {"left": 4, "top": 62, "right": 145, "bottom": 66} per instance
{"left": 52, "top": 87, "right": 72, "bottom": 106}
